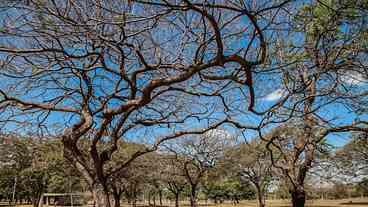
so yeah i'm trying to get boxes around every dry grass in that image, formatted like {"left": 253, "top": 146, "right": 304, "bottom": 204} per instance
{"left": 3, "top": 198, "right": 368, "bottom": 207}
{"left": 130, "top": 198, "right": 368, "bottom": 207}
{"left": 198, "top": 198, "right": 368, "bottom": 207}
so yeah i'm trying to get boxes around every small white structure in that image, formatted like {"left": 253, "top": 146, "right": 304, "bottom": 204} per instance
{"left": 38, "top": 193, "right": 89, "bottom": 207}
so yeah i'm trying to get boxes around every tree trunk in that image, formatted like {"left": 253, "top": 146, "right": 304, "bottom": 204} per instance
{"left": 291, "top": 187, "right": 306, "bottom": 207}
{"left": 32, "top": 193, "right": 42, "bottom": 207}
{"left": 148, "top": 193, "right": 152, "bottom": 206}
{"left": 91, "top": 184, "right": 111, "bottom": 207}
{"left": 132, "top": 189, "right": 137, "bottom": 207}
{"left": 112, "top": 191, "right": 121, "bottom": 207}
{"left": 189, "top": 186, "right": 197, "bottom": 207}
{"left": 255, "top": 186, "right": 265, "bottom": 207}
{"left": 190, "top": 196, "right": 196, "bottom": 207}
{"left": 114, "top": 198, "right": 120, "bottom": 207}
{"left": 64, "top": 146, "right": 110, "bottom": 207}
{"left": 174, "top": 193, "right": 179, "bottom": 207}
{"left": 159, "top": 190, "right": 163, "bottom": 206}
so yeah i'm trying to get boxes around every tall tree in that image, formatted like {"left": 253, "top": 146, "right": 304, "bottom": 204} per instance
{"left": 0, "top": 1, "right": 284, "bottom": 206}
{"left": 243, "top": 1, "right": 368, "bottom": 206}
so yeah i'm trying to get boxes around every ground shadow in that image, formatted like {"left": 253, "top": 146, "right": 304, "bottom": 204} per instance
{"left": 340, "top": 201, "right": 368, "bottom": 205}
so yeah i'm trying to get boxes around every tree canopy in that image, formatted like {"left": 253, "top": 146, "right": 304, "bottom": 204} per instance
{"left": 0, "top": 1, "right": 367, "bottom": 207}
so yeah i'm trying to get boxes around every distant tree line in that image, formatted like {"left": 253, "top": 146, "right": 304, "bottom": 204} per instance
{"left": 0, "top": 131, "right": 367, "bottom": 207}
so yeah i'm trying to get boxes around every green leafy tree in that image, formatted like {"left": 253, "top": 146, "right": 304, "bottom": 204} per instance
{"left": 18, "top": 169, "right": 48, "bottom": 207}
{"left": 225, "top": 139, "right": 272, "bottom": 207}
{"left": 203, "top": 176, "right": 255, "bottom": 204}
{"left": 0, "top": 168, "right": 17, "bottom": 204}
{"left": 0, "top": 135, "right": 33, "bottom": 204}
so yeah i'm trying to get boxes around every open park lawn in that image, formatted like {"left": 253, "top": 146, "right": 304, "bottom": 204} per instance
{"left": 2, "top": 198, "right": 368, "bottom": 207}
{"left": 167, "top": 199, "right": 368, "bottom": 207}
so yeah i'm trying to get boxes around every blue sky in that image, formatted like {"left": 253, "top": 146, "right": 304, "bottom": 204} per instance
{"left": 256, "top": 75, "right": 368, "bottom": 147}
{"left": 0, "top": 0, "right": 367, "bottom": 150}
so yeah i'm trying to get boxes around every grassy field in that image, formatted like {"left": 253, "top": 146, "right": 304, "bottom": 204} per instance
{"left": 2, "top": 198, "right": 368, "bottom": 207}
{"left": 130, "top": 198, "right": 368, "bottom": 207}
{"left": 231, "top": 198, "right": 368, "bottom": 207}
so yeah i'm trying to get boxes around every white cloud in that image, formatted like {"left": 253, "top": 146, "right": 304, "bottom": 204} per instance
{"left": 341, "top": 72, "right": 366, "bottom": 85}
{"left": 262, "top": 89, "right": 286, "bottom": 101}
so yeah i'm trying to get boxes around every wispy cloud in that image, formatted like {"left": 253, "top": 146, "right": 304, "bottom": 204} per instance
{"left": 341, "top": 72, "right": 366, "bottom": 85}
{"left": 262, "top": 89, "right": 286, "bottom": 101}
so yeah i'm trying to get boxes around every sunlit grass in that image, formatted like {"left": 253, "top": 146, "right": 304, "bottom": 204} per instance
{"left": 2, "top": 198, "right": 368, "bottom": 207}
{"left": 124, "top": 198, "right": 368, "bottom": 207}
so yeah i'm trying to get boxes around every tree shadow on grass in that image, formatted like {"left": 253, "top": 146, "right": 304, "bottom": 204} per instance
{"left": 340, "top": 201, "right": 368, "bottom": 205}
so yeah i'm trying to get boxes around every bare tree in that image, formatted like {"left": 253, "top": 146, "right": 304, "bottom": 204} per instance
{"left": 171, "top": 3, "right": 368, "bottom": 207}
{"left": 223, "top": 1, "right": 368, "bottom": 207}
{"left": 0, "top": 1, "right": 287, "bottom": 206}
{"left": 165, "top": 130, "right": 231, "bottom": 207}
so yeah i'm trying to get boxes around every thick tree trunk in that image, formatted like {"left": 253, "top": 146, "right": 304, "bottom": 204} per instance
{"left": 64, "top": 144, "right": 111, "bottom": 207}
{"left": 113, "top": 197, "right": 120, "bottom": 207}
{"left": 91, "top": 184, "right": 111, "bottom": 207}
{"left": 290, "top": 187, "right": 306, "bottom": 207}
